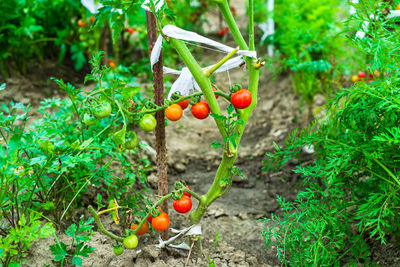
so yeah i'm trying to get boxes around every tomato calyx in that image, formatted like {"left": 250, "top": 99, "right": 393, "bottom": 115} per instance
{"left": 172, "top": 190, "right": 184, "bottom": 201}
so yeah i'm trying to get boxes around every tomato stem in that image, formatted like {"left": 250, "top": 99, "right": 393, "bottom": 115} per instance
{"left": 88, "top": 205, "right": 124, "bottom": 242}
{"left": 205, "top": 47, "right": 239, "bottom": 77}
{"left": 132, "top": 192, "right": 173, "bottom": 235}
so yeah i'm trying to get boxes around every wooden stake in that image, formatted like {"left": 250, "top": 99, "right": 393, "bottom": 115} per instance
{"left": 146, "top": 11, "right": 169, "bottom": 240}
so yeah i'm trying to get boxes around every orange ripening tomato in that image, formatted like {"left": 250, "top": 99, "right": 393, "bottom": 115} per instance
{"left": 108, "top": 60, "right": 116, "bottom": 69}
{"left": 165, "top": 104, "right": 183, "bottom": 121}
{"left": 351, "top": 75, "right": 359, "bottom": 83}
{"left": 131, "top": 221, "right": 149, "bottom": 235}
{"left": 152, "top": 212, "right": 170, "bottom": 231}
{"left": 77, "top": 20, "right": 87, "bottom": 27}
{"left": 90, "top": 16, "right": 95, "bottom": 23}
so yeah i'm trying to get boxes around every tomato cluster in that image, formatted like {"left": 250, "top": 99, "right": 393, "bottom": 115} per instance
{"left": 165, "top": 85, "right": 252, "bottom": 122}
{"left": 351, "top": 71, "right": 380, "bottom": 83}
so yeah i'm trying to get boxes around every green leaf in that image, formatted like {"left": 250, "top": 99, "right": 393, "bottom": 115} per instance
{"left": 110, "top": 12, "right": 124, "bottom": 45}
{"left": 65, "top": 223, "right": 77, "bottom": 238}
{"left": 39, "top": 222, "right": 55, "bottom": 238}
{"left": 210, "top": 113, "right": 227, "bottom": 122}
{"left": 211, "top": 142, "right": 222, "bottom": 149}
{"left": 0, "top": 83, "right": 5, "bottom": 91}
{"left": 227, "top": 104, "right": 235, "bottom": 115}
{"left": 72, "top": 255, "right": 83, "bottom": 266}
{"left": 50, "top": 242, "right": 68, "bottom": 261}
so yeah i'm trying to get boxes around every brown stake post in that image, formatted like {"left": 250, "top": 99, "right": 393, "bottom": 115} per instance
{"left": 146, "top": 11, "right": 169, "bottom": 240}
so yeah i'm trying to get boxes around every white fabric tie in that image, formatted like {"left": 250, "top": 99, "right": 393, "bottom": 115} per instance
{"left": 156, "top": 224, "right": 202, "bottom": 250}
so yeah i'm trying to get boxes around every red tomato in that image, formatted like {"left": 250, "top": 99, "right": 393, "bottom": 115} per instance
{"left": 152, "top": 212, "right": 170, "bottom": 231}
{"left": 191, "top": 100, "right": 210, "bottom": 119}
{"left": 184, "top": 185, "right": 191, "bottom": 198}
{"left": 90, "top": 16, "right": 95, "bottom": 23}
{"left": 165, "top": 104, "right": 183, "bottom": 121}
{"left": 177, "top": 95, "right": 189, "bottom": 110}
{"left": 212, "top": 86, "right": 219, "bottom": 99}
{"left": 358, "top": 71, "right": 366, "bottom": 79}
{"left": 218, "top": 29, "right": 225, "bottom": 35}
{"left": 125, "top": 28, "right": 134, "bottom": 34}
{"left": 130, "top": 221, "right": 149, "bottom": 235}
{"left": 173, "top": 196, "right": 192, "bottom": 214}
{"left": 231, "top": 89, "right": 252, "bottom": 109}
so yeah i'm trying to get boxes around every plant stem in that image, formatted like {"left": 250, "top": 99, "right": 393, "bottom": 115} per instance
{"left": 132, "top": 193, "right": 173, "bottom": 235}
{"left": 169, "top": 38, "right": 227, "bottom": 138}
{"left": 205, "top": 47, "right": 239, "bottom": 77}
{"left": 248, "top": 0, "right": 255, "bottom": 51}
{"left": 217, "top": 0, "right": 248, "bottom": 50}
{"left": 190, "top": 153, "right": 237, "bottom": 224}
{"left": 88, "top": 205, "right": 124, "bottom": 242}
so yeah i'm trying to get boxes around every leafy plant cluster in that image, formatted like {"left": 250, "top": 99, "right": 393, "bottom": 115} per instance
{"left": 0, "top": 0, "right": 82, "bottom": 76}
{"left": 254, "top": 0, "right": 353, "bottom": 114}
{"left": 261, "top": 0, "right": 400, "bottom": 265}
{"left": 0, "top": 53, "right": 153, "bottom": 265}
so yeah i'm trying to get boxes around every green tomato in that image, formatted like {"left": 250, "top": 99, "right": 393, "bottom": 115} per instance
{"left": 92, "top": 101, "right": 112, "bottom": 118}
{"left": 78, "top": 27, "right": 86, "bottom": 34}
{"left": 124, "top": 131, "right": 138, "bottom": 149}
{"left": 139, "top": 114, "right": 157, "bottom": 132}
{"left": 113, "top": 246, "right": 124, "bottom": 256}
{"left": 83, "top": 113, "right": 97, "bottom": 126}
{"left": 123, "top": 235, "right": 138, "bottom": 249}
{"left": 79, "top": 34, "right": 86, "bottom": 41}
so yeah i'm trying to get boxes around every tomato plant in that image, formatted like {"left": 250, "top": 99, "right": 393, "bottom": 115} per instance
{"left": 191, "top": 100, "right": 210, "bottom": 119}
{"left": 231, "top": 89, "right": 252, "bottom": 109}
{"left": 151, "top": 212, "right": 170, "bottom": 231}
{"left": 173, "top": 196, "right": 192, "bottom": 214}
